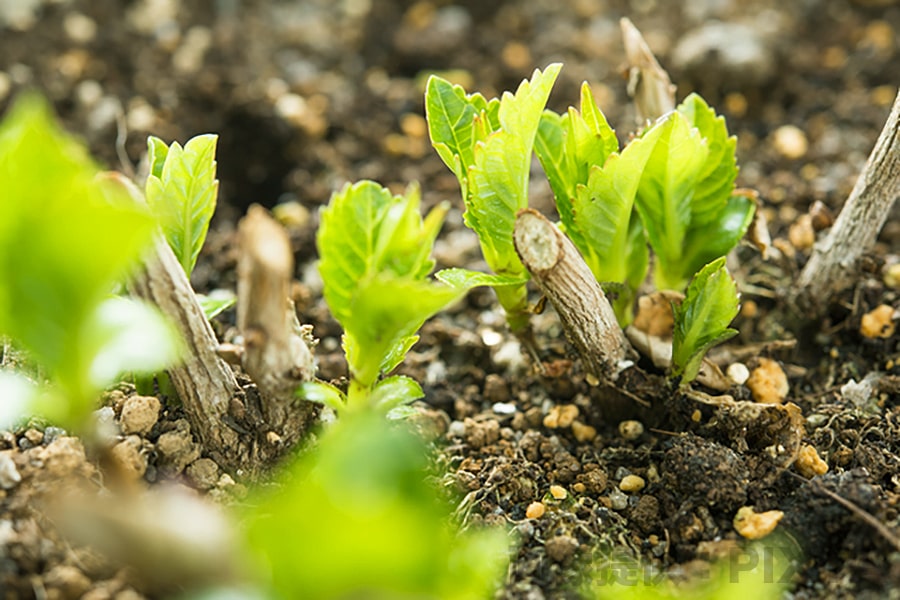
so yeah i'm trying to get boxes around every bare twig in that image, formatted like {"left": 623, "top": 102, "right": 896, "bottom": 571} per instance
{"left": 621, "top": 17, "right": 676, "bottom": 123}
{"left": 793, "top": 90, "right": 900, "bottom": 315}
{"left": 237, "top": 205, "right": 318, "bottom": 447}
{"left": 513, "top": 209, "right": 631, "bottom": 383}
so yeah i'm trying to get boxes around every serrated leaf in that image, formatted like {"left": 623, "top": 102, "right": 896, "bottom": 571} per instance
{"left": 535, "top": 110, "right": 572, "bottom": 211}
{"left": 343, "top": 276, "right": 463, "bottom": 388}
{"left": 425, "top": 76, "right": 482, "bottom": 182}
{"left": 145, "top": 134, "right": 219, "bottom": 276}
{"left": 466, "top": 64, "right": 562, "bottom": 276}
{"left": 317, "top": 181, "right": 447, "bottom": 329}
{"left": 296, "top": 381, "right": 346, "bottom": 412}
{"left": 633, "top": 112, "right": 710, "bottom": 291}
{"left": 371, "top": 375, "right": 424, "bottom": 412}
{"left": 565, "top": 83, "right": 618, "bottom": 186}
{"left": 677, "top": 93, "right": 738, "bottom": 226}
{"left": 0, "top": 94, "right": 159, "bottom": 423}
{"left": 435, "top": 268, "right": 529, "bottom": 290}
{"left": 680, "top": 193, "right": 756, "bottom": 280}
{"left": 671, "top": 257, "right": 740, "bottom": 384}
{"left": 196, "top": 291, "right": 236, "bottom": 321}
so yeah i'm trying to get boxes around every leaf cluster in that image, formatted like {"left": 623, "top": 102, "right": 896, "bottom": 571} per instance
{"left": 313, "top": 180, "right": 463, "bottom": 410}
{"left": 0, "top": 94, "right": 180, "bottom": 427}
{"left": 426, "top": 64, "right": 561, "bottom": 330}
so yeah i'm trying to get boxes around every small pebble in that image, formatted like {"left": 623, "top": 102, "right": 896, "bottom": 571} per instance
{"left": 186, "top": 457, "right": 220, "bottom": 490}
{"left": 608, "top": 488, "right": 628, "bottom": 510}
{"left": 772, "top": 125, "right": 808, "bottom": 160}
{"left": 549, "top": 485, "right": 568, "bottom": 500}
{"left": 120, "top": 395, "right": 161, "bottom": 436}
{"left": 746, "top": 358, "right": 789, "bottom": 404}
{"left": 618, "top": 420, "right": 644, "bottom": 440}
{"left": 544, "top": 535, "right": 579, "bottom": 564}
{"left": 727, "top": 362, "right": 750, "bottom": 385}
{"left": 733, "top": 506, "right": 783, "bottom": 539}
{"left": 448, "top": 420, "right": 466, "bottom": 438}
{"left": 543, "top": 404, "right": 579, "bottom": 429}
{"left": 525, "top": 501, "right": 546, "bottom": 519}
{"left": 110, "top": 435, "right": 147, "bottom": 482}
{"left": 0, "top": 451, "right": 21, "bottom": 489}
{"left": 794, "top": 444, "right": 828, "bottom": 479}
{"left": 492, "top": 402, "right": 517, "bottom": 416}
{"left": 860, "top": 304, "right": 896, "bottom": 339}
{"left": 619, "top": 474, "right": 646, "bottom": 493}
{"left": 883, "top": 263, "right": 900, "bottom": 289}
{"left": 788, "top": 214, "right": 815, "bottom": 250}
{"left": 571, "top": 421, "right": 597, "bottom": 443}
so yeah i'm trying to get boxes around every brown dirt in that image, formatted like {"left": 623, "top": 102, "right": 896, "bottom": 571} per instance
{"left": 2, "top": 0, "right": 900, "bottom": 598}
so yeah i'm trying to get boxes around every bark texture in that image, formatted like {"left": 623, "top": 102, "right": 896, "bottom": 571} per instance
{"left": 513, "top": 209, "right": 631, "bottom": 383}
{"left": 793, "top": 89, "right": 900, "bottom": 314}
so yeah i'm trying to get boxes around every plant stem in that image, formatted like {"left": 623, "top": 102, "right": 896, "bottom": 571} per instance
{"left": 513, "top": 209, "right": 632, "bottom": 383}
{"left": 792, "top": 89, "right": 900, "bottom": 315}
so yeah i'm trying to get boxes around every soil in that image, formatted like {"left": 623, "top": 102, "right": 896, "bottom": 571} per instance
{"left": 2, "top": 0, "right": 900, "bottom": 598}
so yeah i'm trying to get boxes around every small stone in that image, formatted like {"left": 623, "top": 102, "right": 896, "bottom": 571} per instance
{"left": 543, "top": 404, "right": 579, "bottom": 429}
{"left": 788, "top": 214, "right": 816, "bottom": 251}
{"left": 186, "top": 458, "right": 219, "bottom": 490}
{"left": 156, "top": 420, "right": 200, "bottom": 476}
{"left": 573, "top": 482, "right": 586, "bottom": 493}
{"left": 619, "top": 474, "right": 646, "bottom": 493}
{"left": 483, "top": 374, "right": 510, "bottom": 403}
{"left": 571, "top": 421, "right": 597, "bottom": 443}
{"left": 726, "top": 362, "right": 750, "bottom": 386}
{"left": 544, "top": 535, "right": 579, "bottom": 564}
{"left": 120, "top": 395, "right": 161, "bottom": 436}
{"left": 772, "top": 125, "right": 808, "bottom": 160}
{"left": 794, "top": 444, "right": 828, "bottom": 479}
{"left": 0, "top": 451, "right": 21, "bottom": 489}
{"left": 618, "top": 420, "right": 644, "bottom": 441}
{"left": 549, "top": 485, "right": 568, "bottom": 500}
{"left": 110, "top": 435, "right": 147, "bottom": 482}
{"left": 733, "top": 506, "right": 783, "bottom": 539}
{"left": 44, "top": 564, "right": 92, "bottom": 600}
{"left": 272, "top": 200, "right": 310, "bottom": 229}
{"left": 23, "top": 428, "right": 43, "bottom": 445}
{"left": 525, "top": 501, "right": 546, "bottom": 519}
{"left": 608, "top": 488, "right": 628, "bottom": 510}
{"left": 883, "top": 263, "right": 900, "bottom": 289}
{"left": 809, "top": 201, "right": 834, "bottom": 231}
{"left": 860, "top": 304, "right": 896, "bottom": 339}
{"left": 746, "top": 358, "right": 789, "bottom": 404}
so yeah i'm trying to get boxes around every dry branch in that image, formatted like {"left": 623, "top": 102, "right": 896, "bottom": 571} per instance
{"left": 793, "top": 89, "right": 900, "bottom": 314}
{"left": 237, "top": 205, "right": 317, "bottom": 446}
{"left": 513, "top": 209, "right": 631, "bottom": 383}
{"left": 621, "top": 17, "right": 676, "bottom": 123}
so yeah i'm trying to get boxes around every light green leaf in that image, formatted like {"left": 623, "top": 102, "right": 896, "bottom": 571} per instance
{"left": 0, "top": 93, "right": 158, "bottom": 423}
{"left": 343, "top": 275, "right": 463, "bottom": 388}
{"left": 425, "top": 76, "right": 489, "bottom": 182}
{"left": 535, "top": 110, "right": 572, "bottom": 207}
{"left": 633, "top": 112, "right": 710, "bottom": 291}
{"left": 681, "top": 193, "right": 756, "bottom": 280}
{"left": 677, "top": 93, "right": 738, "bottom": 226}
{"left": 466, "top": 64, "right": 562, "bottom": 276}
{"left": 565, "top": 83, "right": 618, "bottom": 187}
{"left": 0, "top": 371, "right": 38, "bottom": 429}
{"left": 84, "top": 297, "right": 183, "bottom": 393}
{"left": 371, "top": 375, "right": 424, "bottom": 412}
{"left": 435, "top": 268, "right": 529, "bottom": 290}
{"left": 196, "top": 291, "right": 236, "bottom": 321}
{"left": 671, "top": 257, "right": 740, "bottom": 384}
{"left": 296, "top": 381, "right": 346, "bottom": 412}
{"left": 145, "top": 134, "right": 219, "bottom": 276}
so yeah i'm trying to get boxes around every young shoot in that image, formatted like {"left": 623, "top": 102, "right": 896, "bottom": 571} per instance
{"left": 671, "top": 257, "right": 740, "bottom": 385}
{"left": 426, "top": 64, "right": 561, "bottom": 332}
{"left": 304, "top": 180, "right": 466, "bottom": 414}
{"left": 0, "top": 94, "right": 181, "bottom": 427}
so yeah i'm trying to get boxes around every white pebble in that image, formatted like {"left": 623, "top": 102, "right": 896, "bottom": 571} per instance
{"left": 0, "top": 452, "right": 21, "bottom": 489}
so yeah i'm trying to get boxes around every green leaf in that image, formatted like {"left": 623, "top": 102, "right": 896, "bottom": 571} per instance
{"left": 296, "top": 381, "right": 346, "bottom": 412}
{"left": 435, "top": 268, "right": 529, "bottom": 290}
{"left": 425, "top": 77, "right": 492, "bottom": 183}
{"left": 343, "top": 275, "right": 463, "bottom": 388}
{"left": 0, "top": 371, "right": 38, "bottom": 429}
{"left": 680, "top": 193, "right": 756, "bottom": 280}
{"left": 317, "top": 181, "right": 448, "bottom": 328}
{"left": 370, "top": 375, "right": 424, "bottom": 412}
{"left": 466, "top": 64, "right": 562, "bottom": 276}
{"left": 83, "top": 297, "right": 183, "bottom": 394}
{"left": 535, "top": 110, "right": 572, "bottom": 209}
{"left": 0, "top": 93, "right": 159, "bottom": 422}
{"left": 244, "top": 412, "right": 509, "bottom": 600}
{"left": 677, "top": 93, "right": 738, "bottom": 226}
{"left": 671, "top": 257, "right": 740, "bottom": 384}
{"left": 633, "top": 111, "right": 710, "bottom": 291}
{"left": 565, "top": 83, "right": 618, "bottom": 187}
{"left": 196, "top": 291, "right": 236, "bottom": 321}
{"left": 145, "top": 134, "right": 219, "bottom": 276}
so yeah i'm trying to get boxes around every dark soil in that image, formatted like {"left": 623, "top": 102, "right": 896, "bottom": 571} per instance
{"left": 2, "top": 0, "right": 900, "bottom": 599}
